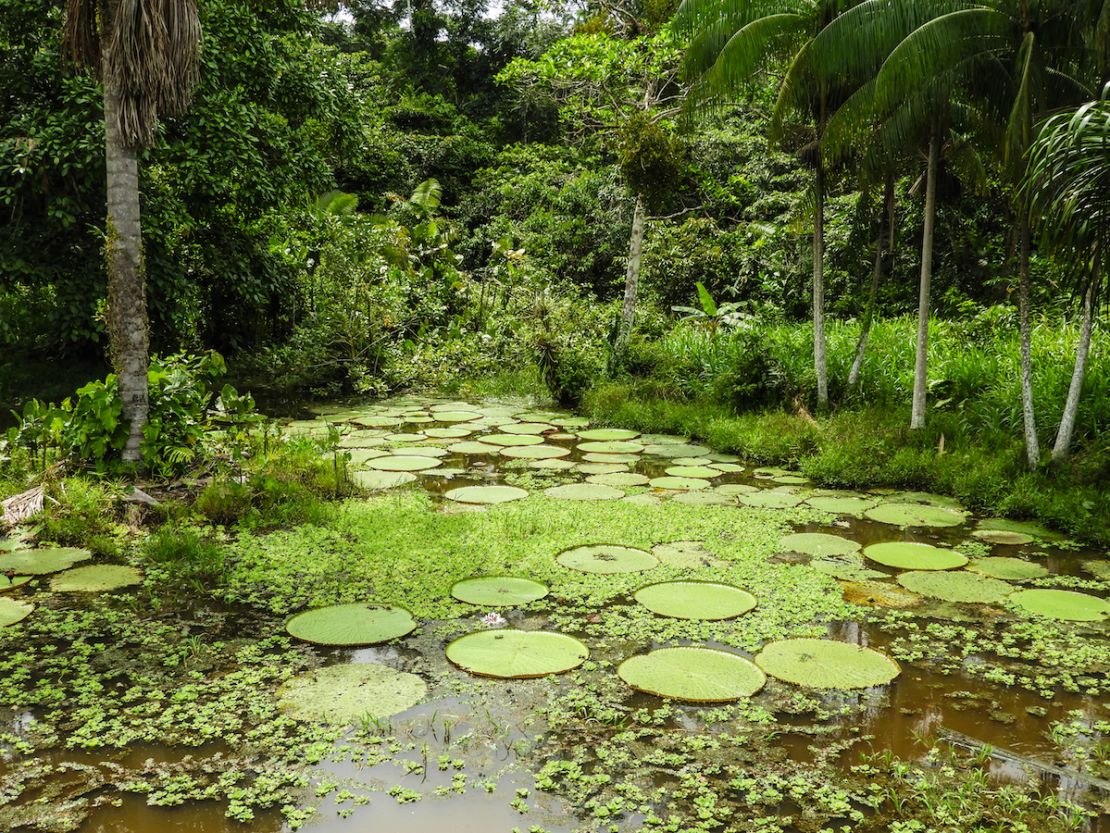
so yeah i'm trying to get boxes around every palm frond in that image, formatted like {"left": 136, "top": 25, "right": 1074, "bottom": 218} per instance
{"left": 62, "top": 0, "right": 100, "bottom": 70}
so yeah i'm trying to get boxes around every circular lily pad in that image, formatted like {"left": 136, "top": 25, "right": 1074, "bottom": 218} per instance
{"left": 385, "top": 432, "right": 427, "bottom": 443}
{"left": 447, "top": 441, "right": 497, "bottom": 455}
{"left": 545, "top": 483, "right": 624, "bottom": 501}
{"left": 445, "top": 486, "right": 529, "bottom": 505}
{"left": 586, "top": 472, "right": 650, "bottom": 487}
{"left": 673, "top": 491, "right": 731, "bottom": 506}
{"left": 780, "top": 533, "right": 860, "bottom": 558}
{"left": 967, "top": 557, "right": 1048, "bottom": 581}
{"left": 618, "top": 648, "right": 765, "bottom": 702}
{"left": 1009, "top": 589, "right": 1109, "bottom": 622}
{"left": 278, "top": 663, "right": 426, "bottom": 725}
{"left": 576, "top": 462, "right": 628, "bottom": 475}
{"left": 739, "top": 491, "right": 802, "bottom": 509}
{"left": 446, "top": 630, "right": 589, "bottom": 678}
{"left": 424, "top": 426, "right": 474, "bottom": 439}
{"left": 842, "top": 581, "right": 922, "bottom": 609}
{"left": 0, "top": 575, "right": 31, "bottom": 593}
{"left": 432, "top": 410, "right": 482, "bottom": 423}
{"left": 806, "top": 495, "right": 876, "bottom": 515}
{"left": 865, "top": 502, "right": 965, "bottom": 528}
{"left": 500, "top": 422, "right": 554, "bottom": 435}
{"left": 50, "top": 565, "right": 143, "bottom": 593}
{"left": 577, "top": 428, "right": 640, "bottom": 441}
{"left": 649, "top": 477, "right": 710, "bottom": 491}
{"left": 977, "top": 518, "right": 1063, "bottom": 542}
{"left": 500, "top": 445, "right": 570, "bottom": 460}
{"left": 451, "top": 576, "right": 549, "bottom": 606}
{"left": 896, "top": 571, "right": 1012, "bottom": 604}
{"left": 286, "top": 604, "right": 416, "bottom": 646}
{"left": 863, "top": 542, "right": 967, "bottom": 571}
{"left": 352, "top": 470, "right": 417, "bottom": 490}
{"left": 581, "top": 452, "right": 640, "bottom": 464}
{"left": 0, "top": 597, "right": 34, "bottom": 627}
{"left": 644, "top": 443, "right": 710, "bottom": 458}
{"left": 755, "top": 638, "right": 900, "bottom": 690}
{"left": 557, "top": 545, "right": 658, "bottom": 574}
{"left": 665, "top": 466, "right": 720, "bottom": 479}
{"left": 634, "top": 581, "right": 756, "bottom": 620}
{"left": 577, "top": 440, "right": 644, "bottom": 454}
{"left": 972, "top": 529, "right": 1034, "bottom": 546}
{"left": 0, "top": 547, "right": 92, "bottom": 575}
{"left": 367, "top": 455, "right": 443, "bottom": 472}
{"left": 480, "top": 434, "right": 545, "bottom": 447}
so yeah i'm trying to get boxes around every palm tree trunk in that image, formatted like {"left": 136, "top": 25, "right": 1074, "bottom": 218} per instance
{"left": 813, "top": 160, "right": 828, "bottom": 410}
{"left": 1017, "top": 213, "right": 1040, "bottom": 467}
{"left": 615, "top": 195, "right": 645, "bottom": 353}
{"left": 849, "top": 174, "right": 895, "bottom": 389}
{"left": 910, "top": 131, "right": 939, "bottom": 430}
{"left": 103, "top": 30, "right": 150, "bottom": 464}
{"left": 1051, "top": 282, "right": 1095, "bottom": 462}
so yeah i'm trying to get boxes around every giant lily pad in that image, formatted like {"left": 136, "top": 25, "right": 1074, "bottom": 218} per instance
{"left": 557, "top": 545, "right": 658, "bottom": 574}
{"left": 806, "top": 495, "right": 876, "bottom": 515}
{"left": 367, "top": 455, "right": 443, "bottom": 472}
{"left": 352, "top": 470, "right": 417, "bottom": 490}
{"left": 447, "top": 441, "right": 498, "bottom": 455}
{"left": 586, "top": 472, "right": 650, "bottom": 488}
{"left": 664, "top": 466, "right": 720, "bottom": 479}
{"left": 649, "top": 477, "right": 710, "bottom": 491}
{"left": 50, "top": 565, "right": 143, "bottom": 593}
{"left": 545, "top": 483, "right": 624, "bottom": 501}
{"left": 286, "top": 604, "right": 416, "bottom": 646}
{"left": 967, "top": 557, "right": 1048, "bottom": 581}
{"left": 0, "top": 576, "right": 31, "bottom": 593}
{"left": 739, "top": 491, "right": 802, "bottom": 509}
{"left": 0, "top": 597, "right": 34, "bottom": 627}
{"left": 896, "top": 571, "right": 1012, "bottom": 604}
{"left": 1009, "top": 589, "right": 1109, "bottom": 622}
{"left": 971, "top": 529, "right": 1034, "bottom": 546}
{"left": 582, "top": 452, "right": 640, "bottom": 464}
{"left": 976, "top": 518, "right": 1064, "bottom": 542}
{"left": 500, "top": 422, "right": 554, "bottom": 436}
{"left": 644, "top": 443, "right": 710, "bottom": 458}
{"left": 577, "top": 428, "right": 640, "bottom": 441}
{"left": 451, "top": 576, "right": 549, "bottom": 606}
{"left": 842, "top": 581, "right": 922, "bottom": 609}
{"left": 863, "top": 542, "right": 967, "bottom": 571}
{"left": 0, "top": 547, "right": 92, "bottom": 575}
{"left": 865, "top": 503, "right": 965, "bottom": 528}
{"left": 618, "top": 647, "right": 765, "bottom": 702}
{"left": 425, "top": 426, "right": 474, "bottom": 439}
{"left": 755, "top": 638, "right": 900, "bottom": 689}
{"left": 577, "top": 440, "right": 644, "bottom": 454}
{"left": 445, "top": 486, "right": 528, "bottom": 505}
{"left": 634, "top": 581, "right": 756, "bottom": 620}
{"left": 431, "top": 410, "right": 482, "bottom": 423}
{"left": 278, "top": 663, "right": 426, "bottom": 725}
{"left": 500, "top": 445, "right": 570, "bottom": 460}
{"left": 446, "top": 630, "right": 589, "bottom": 678}
{"left": 480, "top": 434, "right": 545, "bottom": 447}
{"left": 780, "top": 533, "right": 860, "bottom": 558}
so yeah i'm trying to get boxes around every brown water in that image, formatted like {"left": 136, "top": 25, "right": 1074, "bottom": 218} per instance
{"left": 3, "top": 397, "right": 1107, "bottom": 832}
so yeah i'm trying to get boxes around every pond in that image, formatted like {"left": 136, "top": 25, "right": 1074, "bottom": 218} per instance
{"left": 1, "top": 395, "right": 1108, "bottom": 833}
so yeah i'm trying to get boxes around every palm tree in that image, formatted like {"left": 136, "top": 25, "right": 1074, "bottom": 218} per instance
{"left": 1025, "top": 85, "right": 1110, "bottom": 461}
{"left": 63, "top": 0, "right": 202, "bottom": 463}
{"left": 674, "top": 0, "right": 862, "bottom": 411}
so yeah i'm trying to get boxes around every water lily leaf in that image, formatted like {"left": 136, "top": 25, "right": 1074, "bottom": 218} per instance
{"left": 886, "top": 491, "right": 964, "bottom": 509}
{"left": 711, "top": 463, "right": 744, "bottom": 473}
{"left": 865, "top": 503, "right": 965, "bottom": 528}
{"left": 0, "top": 547, "right": 92, "bottom": 575}
{"left": 445, "top": 486, "right": 528, "bottom": 505}
{"left": 582, "top": 452, "right": 640, "bottom": 463}
{"left": 652, "top": 541, "right": 722, "bottom": 569}
{"left": 618, "top": 647, "right": 765, "bottom": 702}
{"left": 480, "top": 434, "right": 545, "bottom": 447}
{"left": 634, "top": 581, "right": 756, "bottom": 620}
{"left": 447, "top": 441, "right": 498, "bottom": 454}
{"left": 864, "top": 542, "right": 967, "bottom": 571}
{"left": 577, "top": 440, "right": 644, "bottom": 454}
{"left": 649, "top": 477, "right": 710, "bottom": 491}
{"left": 577, "top": 428, "right": 640, "bottom": 441}
{"left": 347, "top": 448, "right": 390, "bottom": 467}
{"left": 780, "top": 533, "right": 860, "bottom": 558}
{"left": 401, "top": 446, "right": 449, "bottom": 458}
{"left": 971, "top": 529, "right": 1034, "bottom": 546}
{"left": 557, "top": 545, "right": 658, "bottom": 574}
{"left": 499, "top": 445, "right": 570, "bottom": 460}
{"left": 772, "top": 475, "right": 809, "bottom": 485}
{"left": 0, "top": 575, "right": 31, "bottom": 592}
{"left": 367, "top": 455, "right": 443, "bottom": 472}
{"left": 664, "top": 466, "right": 720, "bottom": 479}
{"left": 896, "top": 571, "right": 1012, "bottom": 604}
{"left": 286, "top": 604, "right": 416, "bottom": 646}
{"left": 352, "top": 470, "right": 417, "bottom": 490}
{"left": 1009, "top": 589, "right": 1109, "bottom": 622}
{"left": 811, "top": 554, "right": 886, "bottom": 581}
{"left": 576, "top": 462, "right": 629, "bottom": 475}
{"left": 739, "top": 491, "right": 801, "bottom": 509}
{"left": 425, "top": 426, "right": 474, "bottom": 439}
{"left": 385, "top": 432, "right": 427, "bottom": 443}
{"left": 673, "top": 491, "right": 732, "bottom": 506}
{"left": 50, "top": 565, "right": 143, "bottom": 593}
{"left": 586, "top": 472, "right": 650, "bottom": 487}
{"left": 842, "top": 580, "right": 922, "bottom": 609}
{"left": 644, "top": 443, "right": 710, "bottom": 458}
{"left": 278, "top": 663, "right": 426, "bottom": 724}
{"left": 545, "top": 483, "right": 624, "bottom": 501}
{"left": 717, "top": 483, "right": 757, "bottom": 496}
{"left": 976, "top": 518, "right": 1064, "bottom": 543}
{"left": 806, "top": 495, "right": 876, "bottom": 515}
{"left": 446, "top": 630, "right": 589, "bottom": 678}
{"left": 451, "top": 576, "right": 549, "bottom": 606}
{"left": 1082, "top": 559, "right": 1110, "bottom": 581}
{"left": 349, "top": 415, "right": 403, "bottom": 429}
{"left": 967, "top": 557, "right": 1048, "bottom": 581}
{"left": 431, "top": 410, "right": 483, "bottom": 423}
{"left": 0, "top": 597, "right": 34, "bottom": 627}
{"left": 501, "top": 422, "right": 555, "bottom": 435}
{"left": 529, "top": 459, "right": 576, "bottom": 471}
{"left": 755, "top": 638, "right": 900, "bottom": 689}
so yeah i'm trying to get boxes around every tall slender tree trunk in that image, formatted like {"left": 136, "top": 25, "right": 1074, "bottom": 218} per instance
{"left": 103, "top": 32, "right": 150, "bottom": 464}
{"left": 849, "top": 174, "right": 895, "bottom": 389}
{"left": 1051, "top": 282, "right": 1095, "bottom": 462}
{"left": 615, "top": 195, "right": 645, "bottom": 353}
{"left": 1017, "top": 213, "right": 1040, "bottom": 467}
{"left": 910, "top": 131, "right": 939, "bottom": 430}
{"left": 813, "top": 161, "right": 828, "bottom": 410}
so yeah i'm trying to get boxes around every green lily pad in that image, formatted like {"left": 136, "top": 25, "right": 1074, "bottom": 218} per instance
{"left": 0, "top": 575, "right": 31, "bottom": 593}
{"left": 896, "top": 571, "right": 1012, "bottom": 604}
{"left": 500, "top": 422, "right": 554, "bottom": 435}
{"left": 842, "top": 580, "right": 922, "bottom": 609}
{"left": 432, "top": 410, "right": 483, "bottom": 423}
{"left": 717, "top": 483, "right": 757, "bottom": 496}
{"left": 50, "top": 565, "right": 143, "bottom": 593}
{"left": 367, "top": 455, "right": 443, "bottom": 472}
{"left": 445, "top": 486, "right": 529, "bottom": 505}
{"left": 810, "top": 554, "right": 887, "bottom": 581}
{"left": 352, "top": 470, "right": 417, "bottom": 490}
{"left": 863, "top": 542, "right": 967, "bottom": 571}
{"left": 806, "top": 495, "right": 876, "bottom": 515}
{"left": 545, "top": 483, "right": 624, "bottom": 501}
{"left": 644, "top": 443, "right": 710, "bottom": 458}
{"left": 887, "top": 491, "right": 964, "bottom": 509}
{"left": 577, "top": 440, "right": 644, "bottom": 454}
{"left": 557, "top": 545, "right": 658, "bottom": 574}
{"left": 634, "top": 581, "right": 756, "bottom": 620}
{"left": 971, "top": 529, "right": 1034, "bottom": 546}
{"left": 586, "top": 472, "right": 650, "bottom": 487}
{"left": 286, "top": 604, "right": 417, "bottom": 646}
{"left": 575, "top": 462, "right": 628, "bottom": 475}
{"left": 0, "top": 597, "right": 34, "bottom": 627}
{"left": 1082, "top": 559, "right": 1110, "bottom": 581}
{"left": 618, "top": 647, "right": 766, "bottom": 702}
{"left": 278, "top": 663, "right": 426, "bottom": 725}
{"left": 739, "top": 491, "right": 802, "bottom": 509}
{"left": 581, "top": 452, "right": 640, "bottom": 463}
{"left": 651, "top": 541, "right": 722, "bottom": 569}
{"left": 0, "top": 547, "right": 92, "bottom": 575}
{"left": 755, "top": 638, "right": 900, "bottom": 689}
{"left": 529, "top": 459, "right": 576, "bottom": 471}
{"left": 425, "top": 426, "right": 474, "bottom": 439}
{"left": 976, "top": 518, "right": 1064, "bottom": 542}
{"left": 347, "top": 448, "right": 389, "bottom": 466}
{"left": 865, "top": 502, "right": 965, "bottom": 528}
{"left": 673, "top": 491, "right": 732, "bottom": 506}
{"left": 349, "top": 415, "right": 402, "bottom": 429}
{"left": 780, "top": 533, "right": 860, "bottom": 558}
{"left": 664, "top": 466, "right": 720, "bottom": 479}
{"left": 1009, "top": 589, "right": 1109, "bottom": 622}
{"left": 480, "top": 434, "right": 545, "bottom": 447}
{"left": 967, "top": 557, "right": 1049, "bottom": 581}
{"left": 500, "top": 445, "right": 570, "bottom": 460}
{"left": 711, "top": 463, "right": 744, "bottom": 473}
{"left": 649, "top": 477, "right": 710, "bottom": 491}
{"left": 446, "top": 630, "right": 589, "bottom": 678}
{"left": 451, "top": 576, "right": 549, "bottom": 606}
{"left": 385, "top": 432, "right": 427, "bottom": 443}
{"left": 447, "top": 441, "right": 498, "bottom": 455}
{"left": 577, "top": 428, "right": 640, "bottom": 441}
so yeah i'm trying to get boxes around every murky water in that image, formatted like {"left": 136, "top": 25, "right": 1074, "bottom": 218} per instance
{"left": 2, "top": 396, "right": 1107, "bottom": 832}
